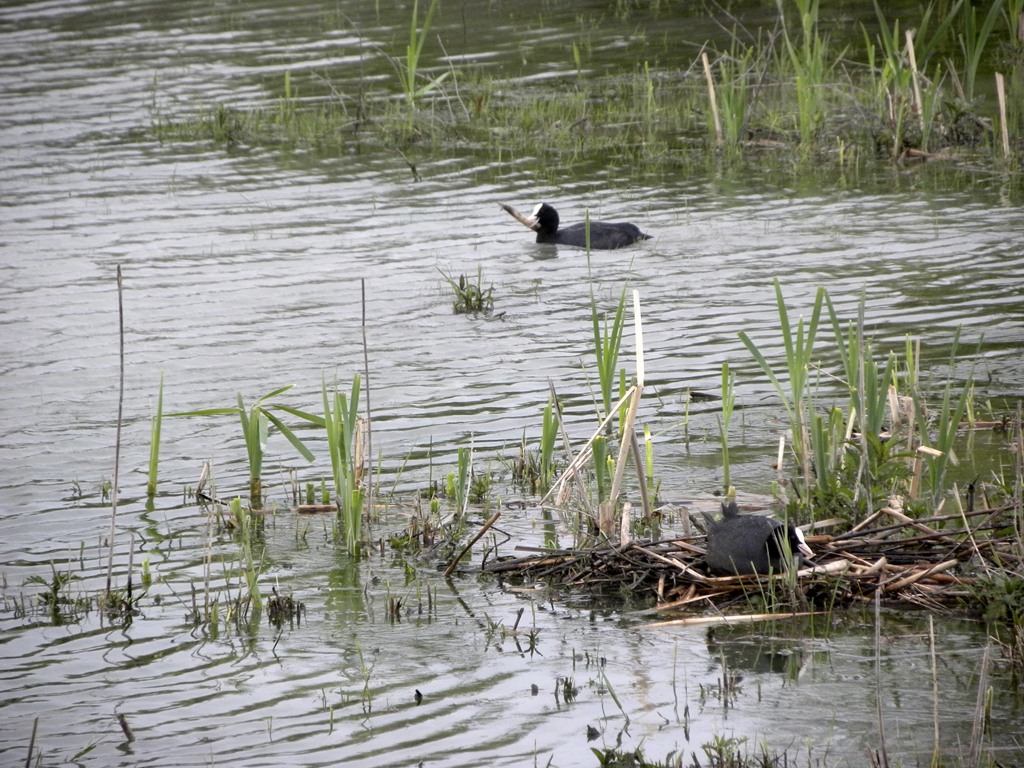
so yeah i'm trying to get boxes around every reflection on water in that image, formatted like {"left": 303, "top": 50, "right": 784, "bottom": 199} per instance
{"left": 0, "top": 1, "right": 1022, "bottom": 766}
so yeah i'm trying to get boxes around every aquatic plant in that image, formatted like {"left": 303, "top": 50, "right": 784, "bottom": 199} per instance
{"left": 590, "top": 285, "right": 628, "bottom": 431}
{"left": 150, "top": 0, "right": 1024, "bottom": 175}
{"left": 957, "top": 0, "right": 1005, "bottom": 103}
{"left": 229, "top": 496, "right": 263, "bottom": 620}
{"left": 714, "top": 42, "right": 757, "bottom": 150}
{"left": 394, "top": 0, "right": 449, "bottom": 132}
{"left": 439, "top": 266, "right": 495, "bottom": 315}
{"left": 146, "top": 371, "right": 163, "bottom": 497}
{"left": 781, "top": 0, "right": 830, "bottom": 149}
{"left": 826, "top": 292, "right": 898, "bottom": 507}
{"left": 738, "top": 279, "right": 825, "bottom": 509}
{"left": 321, "top": 375, "right": 364, "bottom": 553}
{"left": 26, "top": 566, "right": 85, "bottom": 626}
{"left": 539, "top": 393, "right": 560, "bottom": 494}
{"left": 447, "top": 446, "right": 472, "bottom": 520}
{"left": 911, "top": 329, "right": 974, "bottom": 506}
{"left": 170, "top": 387, "right": 316, "bottom": 506}
{"left": 718, "top": 362, "right": 736, "bottom": 492}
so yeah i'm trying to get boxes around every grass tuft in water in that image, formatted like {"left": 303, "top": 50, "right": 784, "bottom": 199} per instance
{"left": 320, "top": 374, "right": 365, "bottom": 554}
{"left": 439, "top": 266, "right": 495, "bottom": 315}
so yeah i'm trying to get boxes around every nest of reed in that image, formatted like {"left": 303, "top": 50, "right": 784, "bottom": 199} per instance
{"left": 482, "top": 499, "right": 1024, "bottom": 619}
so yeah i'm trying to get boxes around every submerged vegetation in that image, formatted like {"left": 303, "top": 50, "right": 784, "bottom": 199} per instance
{"left": 152, "top": 0, "right": 1024, "bottom": 176}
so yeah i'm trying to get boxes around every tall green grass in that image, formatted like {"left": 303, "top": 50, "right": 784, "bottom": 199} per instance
{"left": 738, "top": 279, "right": 824, "bottom": 503}
{"left": 590, "top": 286, "right": 628, "bottom": 431}
{"left": 395, "top": 0, "right": 449, "bottom": 132}
{"left": 146, "top": 371, "right": 164, "bottom": 497}
{"left": 718, "top": 362, "right": 736, "bottom": 493}
{"left": 321, "top": 375, "right": 364, "bottom": 553}
{"left": 781, "top": 0, "right": 830, "bottom": 149}
{"left": 169, "top": 386, "right": 316, "bottom": 507}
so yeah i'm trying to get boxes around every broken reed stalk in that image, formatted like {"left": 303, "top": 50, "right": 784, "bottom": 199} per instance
{"left": 105, "top": 265, "right": 124, "bottom": 595}
{"left": 444, "top": 509, "right": 501, "bottom": 577}
{"left": 906, "top": 30, "right": 925, "bottom": 139}
{"left": 361, "top": 278, "right": 374, "bottom": 528}
{"left": 995, "top": 72, "right": 1009, "bottom": 158}
{"left": 117, "top": 712, "right": 135, "bottom": 742}
{"left": 701, "top": 50, "right": 723, "bottom": 148}
{"left": 539, "top": 386, "right": 636, "bottom": 507}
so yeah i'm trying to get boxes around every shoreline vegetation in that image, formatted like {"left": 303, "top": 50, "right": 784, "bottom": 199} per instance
{"left": 151, "top": 0, "right": 1024, "bottom": 178}
{"left": 110, "top": 278, "right": 1022, "bottom": 657}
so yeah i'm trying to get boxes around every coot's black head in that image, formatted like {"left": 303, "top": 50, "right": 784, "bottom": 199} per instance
{"left": 526, "top": 202, "right": 559, "bottom": 238}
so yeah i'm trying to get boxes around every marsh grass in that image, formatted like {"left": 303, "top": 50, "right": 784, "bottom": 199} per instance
{"left": 395, "top": 0, "right": 449, "bottom": 133}
{"left": 738, "top": 279, "right": 825, "bottom": 510}
{"left": 170, "top": 386, "right": 316, "bottom": 507}
{"left": 151, "top": 0, "right": 1024, "bottom": 176}
{"left": 439, "top": 266, "right": 495, "bottom": 315}
{"left": 230, "top": 496, "right": 263, "bottom": 619}
{"left": 911, "top": 328, "right": 974, "bottom": 506}
{"left": 957, "top": 0, "right": 1006, "bottom": 102}
{"left": 320, "top": 375, "right": 364, "bottom": 553}
{"left": 781, "top": 0, "right": 832, "bottom": 149}
{"left": 718, "top": 363, "right": 736, "bottom": 492}
{"left": 590, "top": 286, "right": 628, "bottom": 431}
{"left": 146, "top": 371, "right": 164, "bottom": 497}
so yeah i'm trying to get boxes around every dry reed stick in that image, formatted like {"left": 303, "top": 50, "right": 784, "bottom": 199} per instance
{"left": 881, "top": 559, "right": 958, "bottom": 592}
{"left": 444, "top": 509, "right": 501, "bottom": 577}
{"left": 648, "top": 610, "right": 821, "bottom": 629}
{"left": 995, "top": 73, "right": 1009, "bottom": 158}
{"left": 105, "top": 265, "right": 124, "bottom": 595}
{"left": 905, "top": 30, "right": 924, "bottom": 138}
{"left": 701, "top": 50, "right": 723, "bottom": 148}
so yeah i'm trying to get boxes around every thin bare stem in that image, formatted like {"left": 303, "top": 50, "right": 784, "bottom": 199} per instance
{"left": 105, "top": 265, "right": 124, "bottom": 595}
{"left": 362, "top": 278, "right": 374, "bottom": 528}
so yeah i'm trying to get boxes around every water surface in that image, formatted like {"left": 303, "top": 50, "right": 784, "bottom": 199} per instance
{"left": 1, "top": 1, "right": 1023, "bottom": 766}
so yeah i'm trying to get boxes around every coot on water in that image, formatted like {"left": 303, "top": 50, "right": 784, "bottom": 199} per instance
{"left": 500, "top": 202, "right": 651, "bottom": 250}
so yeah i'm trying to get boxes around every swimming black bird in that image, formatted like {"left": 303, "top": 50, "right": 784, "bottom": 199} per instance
{"left": 499, "top": 202, "right": 651, "bottom": 250}
{"left": 703, "top": 501, "right": 813, "bottom": 576}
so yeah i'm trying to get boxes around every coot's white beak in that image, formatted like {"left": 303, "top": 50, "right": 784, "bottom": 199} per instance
{"left": 525, "top": 202, "right": 543, "bottom": 231}
{"left": 794, "top": 527, "right": 814, "bottom": 560}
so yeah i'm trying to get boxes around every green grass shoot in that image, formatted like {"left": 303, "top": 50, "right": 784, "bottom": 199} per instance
{"left": 738, "top": 278, "right": 824, "bottom": 501}
{"left": 168, "top": 385, "right": 316, "bottom": 507}
{"left": 320, "top": 374, "right": 364, "bottom": 553}
{"left": 590, "top": 286, "right": 628, "bottom": 430}
{"left": 146, "top": 371, "right": 164, "bottom": 497}
{"left": 718, "top": 362, "right": 736, "bottom": 493}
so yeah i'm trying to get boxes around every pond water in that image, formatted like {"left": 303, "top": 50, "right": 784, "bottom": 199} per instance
{"left": 1, "top": 1, "right": 1023, "bottom": 766}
